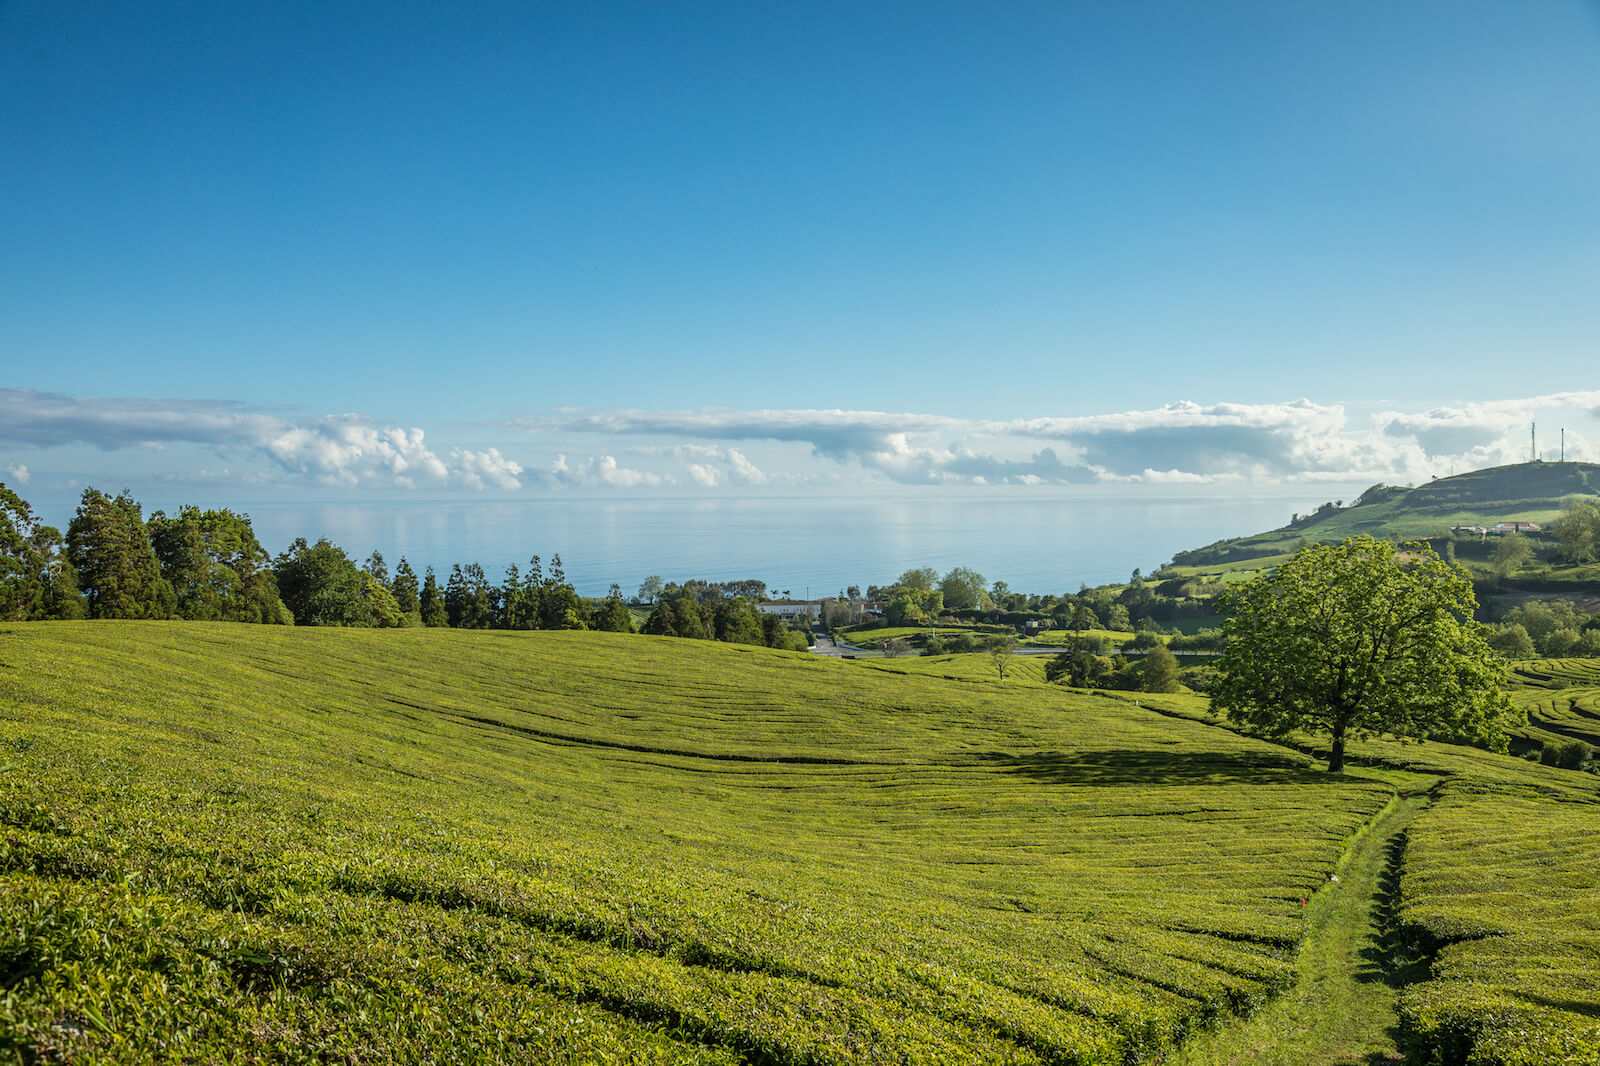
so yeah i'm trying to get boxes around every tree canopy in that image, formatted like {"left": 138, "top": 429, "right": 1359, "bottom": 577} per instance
{"left": 0, "top": 482, "right": 86, "bottom": 621}
{"left": 1213, "top": 535, "right": 1519, "bottom": 772}
{"left": 1553, "top": 500, "right": 1600, "bottom": 564}
{"left": 939, "top": 567, "right": 989, "bottom": 611}
{"left": 67, "top": 488, "right": 174, "bottom": 619}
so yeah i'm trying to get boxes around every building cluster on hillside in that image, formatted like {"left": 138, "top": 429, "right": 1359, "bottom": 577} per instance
{"left": 1450, "top": 521, "right": 1542, "bottom": 536}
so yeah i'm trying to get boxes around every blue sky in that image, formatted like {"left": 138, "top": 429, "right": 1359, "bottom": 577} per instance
{"left": 3, "top": 1, "right": 1599, "bottom": 506}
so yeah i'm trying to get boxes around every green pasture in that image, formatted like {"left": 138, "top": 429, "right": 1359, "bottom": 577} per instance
{"left": 5, "top": 622, "right": 1391, "bottom": 1064}
{"left": 834, "top": 623, "right": 992, "bottom": 648}
{"left": 1022, "top": 628, "right": 1140, "bottom": 646}
{"left": 855, "top": 651, "right": 1052, "bottom": 686}
{"left": 4, "top": 623, "right": 1599, "bottom": 1064}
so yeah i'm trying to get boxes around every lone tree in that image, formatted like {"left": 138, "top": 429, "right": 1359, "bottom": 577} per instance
{"left": 1213, "top": 535, "right": 1519, "bottom": 772}
{"left": 987, "top": 634, "right": 1015, "bottom": 680}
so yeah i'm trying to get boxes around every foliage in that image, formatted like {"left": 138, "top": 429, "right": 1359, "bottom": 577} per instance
{"left": 1045, "top": 642, "right": 1115, "bottom": 687}
{"left": 1553, "top": 499, "right": 1600, "bottom": 563}
{"left": 1495, "top": 598, "right": 1599, "bottom": 658}
{"left": 895, "top": 566, "right": 940, "bottom": 590}
{"left": 0, "top": 482, "right": 86, "bottom": 621}
{"left": 419, "top": 566, "right": 447, "bottom": 626}
{"left": 1140, "top": 643, "right": 1179, "bottom": 693}
{"left": 939, "top": 566, "right": 989, "bottom": 611}
{"left": 880, "top": 584, "right": 943, "bottom": 626}
{"left": 640, "top": 584, "right": 800, "bottom": 650}
{"left": 390, "top": 557, "right": 420, "bottom": 617}
{"left": 66, "top": 487, "right": 174, "bottom": 619}
{"left": 592, "top": 584, "right": 636, "bottom": 633}
{"left": 1538, "top": 737, "right": 1592, "bottom": 769}
{"left": 147, "top": 505, "right": 289, "bottom": 623}
{"left": 273, "top": 538, "right": 400, "bottom": 627}
{"left": 1214, "top": 536, "right": 1519, "bottom": 772}
{"left": 1487, "top": 622, "right": 1535, "bottom": 659}
{"left": 1488, "top": 531, "right": 1533, "bottom": 577}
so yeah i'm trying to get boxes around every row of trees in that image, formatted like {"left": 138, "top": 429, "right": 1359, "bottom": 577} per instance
{"left": 1, "top": 485, "right": 290, "bottom": 624}
{"left": 0, "top": 484, "right": 635, "bottom": 633}
{"left": 640, "top": 580, "right": 810, "bottom": 651}
{"left": 858, "top": 566, "right": 1199, "bottom": 635}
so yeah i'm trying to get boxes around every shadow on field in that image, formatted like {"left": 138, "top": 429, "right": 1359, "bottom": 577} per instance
{"left": 974, "top": 749, "right": 1327, "bottom": 787}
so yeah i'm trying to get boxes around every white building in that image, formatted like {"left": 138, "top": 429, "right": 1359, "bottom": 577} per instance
{"left": 756, "top": 600, "right": 824, "bottom": 619}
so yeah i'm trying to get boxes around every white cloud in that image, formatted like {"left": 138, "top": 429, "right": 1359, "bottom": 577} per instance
{"left": 263, "top": 418, "right": 451, "bottom": 488}
{"left": 537, "top": 393, "right": 1600, "bottom": 487}
{"left": 451, "top": 447, "right": 524, "bottom": 490}
{"left": 1375, "top": 391, "right": 1600, "bottom": 467}
{"left": 8, "top": 387, "right": 1599, "bottom": 494}
{"left": 725, "top": 448, "right": 766, "bottom": 485}
{"left": 550, "top": 453, "right": 666, "bottom": 489}
{"left": 3, "top": 463, "right": 27, "bottom": 484}
{"left": 685, "top": 463, "right": 721, "bottom": 487}
{"left": 0, "top": 389, "right": 523, "bottom": 492}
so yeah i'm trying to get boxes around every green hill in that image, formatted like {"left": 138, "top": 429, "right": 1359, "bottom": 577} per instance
{"left": 1163, "top": 461, "right": 1600, "bottom": 578}
{"left": 4, "top": 624, "right": 1600, "bottom": 1063}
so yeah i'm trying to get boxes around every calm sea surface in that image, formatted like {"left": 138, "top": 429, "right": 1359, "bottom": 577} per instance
{"left": 226, "top": 493, "right": 1323, "bottom": 598}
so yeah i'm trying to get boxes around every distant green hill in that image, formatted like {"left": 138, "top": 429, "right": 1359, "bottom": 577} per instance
{"left": 1161, "top": 461, "right": 1600, "bottom": 577}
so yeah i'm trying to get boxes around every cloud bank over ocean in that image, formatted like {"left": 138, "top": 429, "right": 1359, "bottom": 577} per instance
{"left": 3, "top": 387, "right": 1597, "bottom": 498}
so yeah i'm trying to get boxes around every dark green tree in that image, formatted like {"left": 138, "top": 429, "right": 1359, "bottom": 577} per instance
{"left": 1553, "top": 501, "right": 1600, "bottom": 564}
{"left": 1045, "top": 641, "right": 1112, "bottom": 687}
{"left": 1, "top": 483, "right": 86, "bottom": 620}
{"left": 67, "top": 488, "right": 174, "bottom": 619}
{"left": 274, "top": 538, "right": 377, "bottom": 627}
{"left": 1140, "top": 643, "right": 1179, "bottom": 693}
{"left": 391, "top": 557, "right": 421, "bottom": 618}
{"left": 711, "top": 596, "right": 763, "bottom": 645}
{"left": 148, "top": 506, "right": 287, "bottom": 623}
{"left": 592, "top": 584, "right": 635, "bottom": 633}
{"left": 363, "top": 550, "right": 388, "bottom": 585}
{"left": 419, "top": 567, "right": 447, "bottom": 627}
{"left": 444, "top": 564, "right": 469, "bottom": 627}
{"left": 1214, "top": 535, "right": 1520, "bottom": 772}
{"left": 461, "top": 563, "right": 496, "bottom": 629}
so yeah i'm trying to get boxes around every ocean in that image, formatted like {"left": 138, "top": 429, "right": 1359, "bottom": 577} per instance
{"left": 225, "top": 492, "right": 1338, "bottom": 598}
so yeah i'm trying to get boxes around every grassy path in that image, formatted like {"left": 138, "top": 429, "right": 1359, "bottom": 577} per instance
{"left": 1171, "top": 781, "right": 1431, "bottom": 1066}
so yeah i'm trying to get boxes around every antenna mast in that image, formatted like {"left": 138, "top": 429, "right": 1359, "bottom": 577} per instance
{"left": 1531, "top": 422, "right": 1537, "bottom": 463}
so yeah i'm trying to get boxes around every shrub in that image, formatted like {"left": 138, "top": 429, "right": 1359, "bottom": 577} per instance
{"left": 1539, "top": 739, "right": 1592, "bottom": 770}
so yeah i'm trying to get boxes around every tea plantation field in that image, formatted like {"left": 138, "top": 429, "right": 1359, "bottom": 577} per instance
{"left": 1506, "top": 658, "right": 1600, "bottom": 748}
{"left": 3, "top": 624, "right": 1598, "bottom": 1064}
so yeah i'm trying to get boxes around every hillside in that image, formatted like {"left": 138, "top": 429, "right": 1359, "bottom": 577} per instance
{"left": 1162, "top": 460, "right": 1600, "bottom": 578}
{"left": 4, "top": 625, "right": 1600, "bottom": 1064}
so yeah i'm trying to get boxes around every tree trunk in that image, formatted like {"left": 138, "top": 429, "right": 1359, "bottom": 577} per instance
{"left": 1328, "top": 718, "right": 1347, "bottom": 773}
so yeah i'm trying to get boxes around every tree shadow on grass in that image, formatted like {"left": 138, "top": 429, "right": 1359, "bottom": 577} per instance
{"left": 972, "top": 749, "right": 1330, "bottom": 788}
